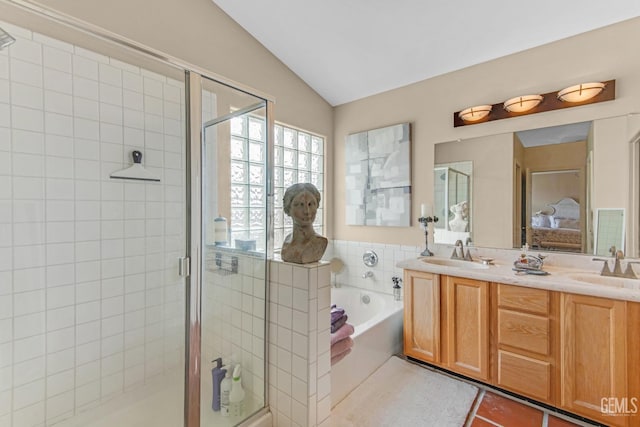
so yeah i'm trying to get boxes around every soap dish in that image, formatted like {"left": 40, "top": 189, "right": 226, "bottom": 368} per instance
{"left": 478, "top": 256, "right": 494, "bottom": 266}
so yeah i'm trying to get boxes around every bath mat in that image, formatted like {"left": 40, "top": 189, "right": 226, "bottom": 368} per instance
{"left": 331, "top": 355, "right": 478, "bottom": 427}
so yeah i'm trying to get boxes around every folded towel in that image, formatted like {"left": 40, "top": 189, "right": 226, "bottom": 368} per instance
{"left": 331, "top": 348, "right": 352, "bottom": 366}
{"left": 331, "top": 314, "right": 348, "bottom": 333}
{"left": 330, "top": 323, "right": 354, "bottom": 346}
{"left": 331, "top": 305, "right": 345, "bottom": 324}
{"left": 331, "top": 337, "right": 353, "bottom": 358}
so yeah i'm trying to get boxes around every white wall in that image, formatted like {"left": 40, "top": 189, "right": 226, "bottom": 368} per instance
{"left": 0, "top": 21, "right": 185, "bottom": 426}
{"left": 333, "top": 17, "right": 640, "bottom": 246}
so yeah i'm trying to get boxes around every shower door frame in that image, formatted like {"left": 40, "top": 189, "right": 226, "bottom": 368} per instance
{"left": 6, "top": 2, "right": 275, "bottom": 426}
{"left": 185, "top": 72, "right": 275, "bottom": 427}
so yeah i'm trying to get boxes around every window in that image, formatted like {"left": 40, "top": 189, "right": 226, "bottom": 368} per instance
{"left": 230, "top": 117, "right": 324, "bottom": 251}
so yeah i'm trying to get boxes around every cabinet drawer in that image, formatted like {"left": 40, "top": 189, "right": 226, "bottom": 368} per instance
{"left": 498, "top": 350, "right": 551, "bottom": 402}
{"left": 498, "top": 284, "right": 549, "bottom": 315}
{"left": 498, "top": 309, "right": 550, "bottom": 355}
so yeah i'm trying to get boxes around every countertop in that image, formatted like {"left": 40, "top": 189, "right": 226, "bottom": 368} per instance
{"left": 397, "top": 255, "right": 640, "bottom": 302}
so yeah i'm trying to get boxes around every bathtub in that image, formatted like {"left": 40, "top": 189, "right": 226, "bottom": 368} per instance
{"left": 330, "top": 286, "right": 404, "bottom": 407}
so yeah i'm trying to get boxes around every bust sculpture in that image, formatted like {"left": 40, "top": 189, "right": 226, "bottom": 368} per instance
{"left": 281, "top": 183, "right": 328, "bottom": 264}
{"left": 449, "top": 200, "right": 469, "bottom": 232}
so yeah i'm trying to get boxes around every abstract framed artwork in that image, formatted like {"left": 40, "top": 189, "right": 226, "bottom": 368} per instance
{"left": 345, "top": 122, "right": 411, "bottom": 226}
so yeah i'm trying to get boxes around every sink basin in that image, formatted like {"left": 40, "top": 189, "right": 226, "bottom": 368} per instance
{"left": 420, "top": 257, "right": 489, "bottom": 270}
{"left": 563, "top": 272, "right": 639, "bottom": 288}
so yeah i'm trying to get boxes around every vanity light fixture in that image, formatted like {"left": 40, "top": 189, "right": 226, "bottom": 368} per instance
{"left": 557, "top": 82, "right": 605, "bottom": 103}
{"left": 458, "top": 105, "right": 492, "bottom": 122}
{"left": 503, "top": 95, "right": 543, "bottom": 113}
{"left": 453, "top": 79, "right": 615, "bottom": 127}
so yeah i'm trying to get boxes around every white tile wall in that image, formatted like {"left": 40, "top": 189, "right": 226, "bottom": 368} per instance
{"left": 325, "top": 240, "right": 421, "bottom": 295}
{"left": 201, "top": 247, "right": 267, "bottom": 421}
{"left": 268, "top": 260, "right": 331, "bottom": 427}
{"left": 0, "top": 20, "right": 186, "bottom": 427}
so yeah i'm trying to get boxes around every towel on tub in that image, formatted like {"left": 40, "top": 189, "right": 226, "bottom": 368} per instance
{"left": 331, "top": 348, "right": 352, "bottom": 366}
{"left": 331, "top": 314, "right": 348, "bottom": 333}
{"left": 331, "top": 323, "right": 354, "bottom": 346}
{"left": 331, "top": 305, "right": 345, "bottom": 324}
{"left": 331, "top": 337, "right": 353, "bottom": 359}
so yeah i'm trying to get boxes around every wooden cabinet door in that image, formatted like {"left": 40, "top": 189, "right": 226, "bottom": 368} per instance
{"left": 403, "top": 270, "right": 440, "bottom": 363}
{"left": 561, "top": 293, "right": 628, "bottom": 427}
{"left": 443, "top": 275, "right": 490, "bottom": 381}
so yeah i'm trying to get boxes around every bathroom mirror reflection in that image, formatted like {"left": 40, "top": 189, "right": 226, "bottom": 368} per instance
{"left": 594, "top": 208, "right": 625, "bottom": 256}
{"left": 434, "top": 115, "right": 640, "bottom": 257}
{"left": 434, "top": 162, "right": 472, "bottom": 245}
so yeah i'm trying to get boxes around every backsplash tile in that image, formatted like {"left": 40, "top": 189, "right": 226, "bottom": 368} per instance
{"left": 326, "top": 239, "right": 421, "bottom": 295}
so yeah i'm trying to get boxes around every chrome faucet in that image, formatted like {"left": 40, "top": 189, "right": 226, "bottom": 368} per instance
{"left": 451, "top": 240, "right": 473, "bottom": 261}
{"left": 362, "top": 271, "right": 374, "bottom": 279}
{"left": 593, "top": 247, "right": 639, "bottom": 279}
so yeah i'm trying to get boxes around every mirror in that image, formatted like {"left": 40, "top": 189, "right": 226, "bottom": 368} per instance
{"left": 434, "top": 115, "right": 639, "bottom": 256}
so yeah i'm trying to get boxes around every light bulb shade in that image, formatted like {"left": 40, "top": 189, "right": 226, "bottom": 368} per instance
{"left": 458, "top": 105, "right": 492, "bottom": 122}
{"left": 557, "top": 82, "right": 605, "bottom": 103}
{"left": 503, "top": 95, "right": 543, "bottom": 113}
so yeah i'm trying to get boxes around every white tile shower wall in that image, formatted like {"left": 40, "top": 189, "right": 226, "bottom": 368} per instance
{"left": 268, "top": 260, "right": 331, "bottom": 427}
{"left": 326, "top": 240, "right": 421, "bottom": 295}
{"left": 0, "top": 21, "right": 186, "bottom": 427}
{"left": 201, "top": 247, "right": 266, "bottom": 415}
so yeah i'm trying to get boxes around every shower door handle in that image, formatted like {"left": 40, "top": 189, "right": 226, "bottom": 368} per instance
{"left": 178, "top": 256, "right": 190, "bottom": 277}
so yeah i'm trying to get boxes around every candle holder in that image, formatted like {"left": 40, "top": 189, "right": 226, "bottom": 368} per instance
{"left": 418, "top": 216, "right": 439, "bottom": 256}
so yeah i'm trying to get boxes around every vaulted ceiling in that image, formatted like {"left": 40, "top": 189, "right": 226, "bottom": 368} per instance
{"left": 213, "top": 0, "right": 640, "bottom": 106}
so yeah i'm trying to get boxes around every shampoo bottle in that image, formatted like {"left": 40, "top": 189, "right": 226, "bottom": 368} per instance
{"left": 214, "top": 215, "right": 228, "bottom": 246}
{"left": 229, "top": 364, "right": 245, "bottom": 417}
{"left": 211, "top": 358, "right": 226, "bottom": 411}
{"left": 220, "top": 366, "right": 232, "bottom": 417}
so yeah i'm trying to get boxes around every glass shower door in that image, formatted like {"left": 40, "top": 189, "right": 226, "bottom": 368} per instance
{"left": 189, "top": 74, "right": 271, "bottom": 427}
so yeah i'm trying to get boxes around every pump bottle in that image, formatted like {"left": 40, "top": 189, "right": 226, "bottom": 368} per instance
{"left": 220, "top": 366, "right": 232, "bottom": 416}
{"left": 211, "top": 358, "right": 226, "bottom": 411}
{"left": 229, "top": 364, "right": 245, "bottom": 417}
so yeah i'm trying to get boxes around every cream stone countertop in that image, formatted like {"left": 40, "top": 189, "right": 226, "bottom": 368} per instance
{"left": 397, "top": 248, "right": 640, "bottom": 302}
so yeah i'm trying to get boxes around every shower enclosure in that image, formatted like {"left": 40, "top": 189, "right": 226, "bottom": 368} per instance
{"left": 0, "top": 3, "right": 271, "bottom": 427}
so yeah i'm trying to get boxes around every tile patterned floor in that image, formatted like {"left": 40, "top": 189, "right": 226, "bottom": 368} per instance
{"left": 466, "top": 389, "right": 591, "bottom": 427}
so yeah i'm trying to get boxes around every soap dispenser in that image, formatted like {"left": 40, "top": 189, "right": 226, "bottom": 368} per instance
{"left": 211, "top": 358, "right": 226, "bottom": 411}
{"left": 392, "top": 276, "right": 402, "bottom": 302}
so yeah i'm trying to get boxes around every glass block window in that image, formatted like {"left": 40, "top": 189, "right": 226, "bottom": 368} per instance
{"left": 230, "top": 118, "right": 324, "bottom": 251}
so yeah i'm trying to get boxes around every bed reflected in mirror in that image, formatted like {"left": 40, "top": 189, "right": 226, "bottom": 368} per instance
{"left": 529, "top": 194, "right": 583, "bottom": 253}
{"left": 517, "top": 126, "right": 589, "bottom": 253}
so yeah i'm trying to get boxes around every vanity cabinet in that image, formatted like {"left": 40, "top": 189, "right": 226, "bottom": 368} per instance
{"left": 494, "top": 284, "right": 557, "bottom": 404}
{"left": 402, "top": 270, "right": 640, "bottom": 427}
{"left": 560, "top": 293, "right": 628, "bottom": 427}
{"left": 403, "top": 270, "right": 440, "bottom": 363}
{"left": 441, "top": 275, "right": 490, "bottom": 381}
